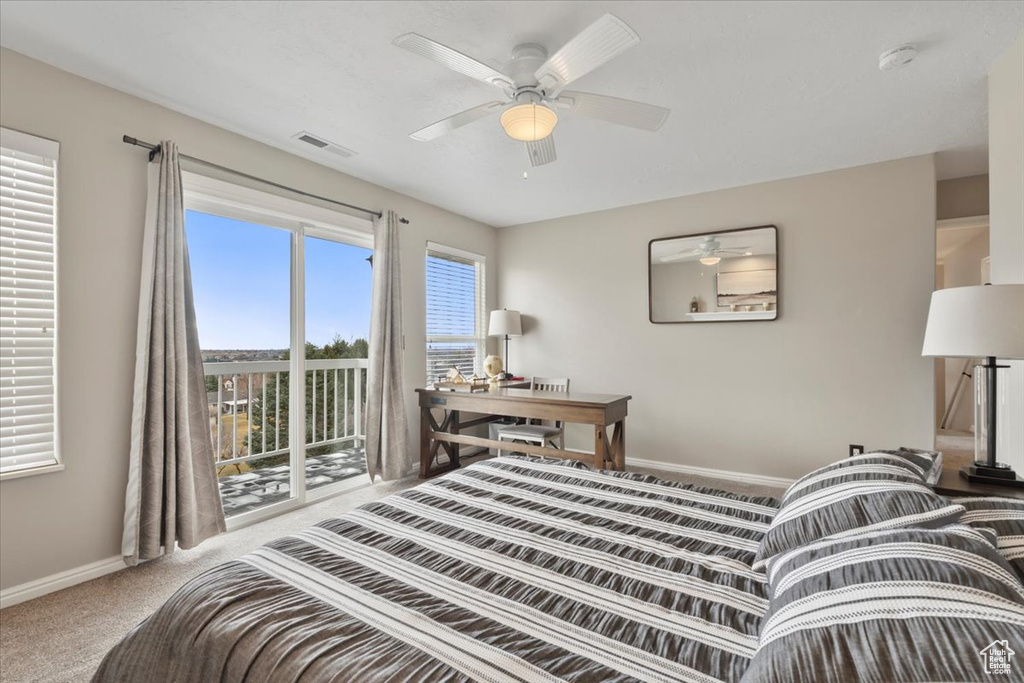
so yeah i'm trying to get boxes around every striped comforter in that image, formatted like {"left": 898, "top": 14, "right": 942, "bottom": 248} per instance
{"left": 93, "top": 457, "right": 779, "bottom": 683}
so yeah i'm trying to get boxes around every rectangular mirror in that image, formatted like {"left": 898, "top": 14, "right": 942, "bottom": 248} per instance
{"left": 649, "top": 225, "right": 778, "bottom": 323}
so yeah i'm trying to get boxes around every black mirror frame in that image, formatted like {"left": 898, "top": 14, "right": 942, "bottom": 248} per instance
{"left": 648, "top": 224, "right": 779, "bottom": 324}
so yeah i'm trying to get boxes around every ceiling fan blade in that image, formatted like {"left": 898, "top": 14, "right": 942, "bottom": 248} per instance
{"left": 525, "top": 136, "right": 556, "bottom": 167}
{"left": 660, "top": 250, "right": 700, "bottom": 263}
{"left": 409, "top": 101, "right": 506, "bottom": 141}
{"left": 394, "top": 33, "right": 513, "bottom": 90}
{"left": 534, "top": 14, "right": 639, "bottom": 91}
{"left": 555, "top": 91, "right": 669, "bottom": 131}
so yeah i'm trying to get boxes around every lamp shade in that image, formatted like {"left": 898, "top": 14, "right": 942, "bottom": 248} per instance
{"left": 488, "top": 309, "right": 522, "bottom": 337}
{"left": 922, "top": 284, "right": 1024, "bottom": 359}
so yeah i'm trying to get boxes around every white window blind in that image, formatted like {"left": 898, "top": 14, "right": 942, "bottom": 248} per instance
{"left": 1, "top": 128, "right": 60, "bottom": 478}
{"left": 425, "top": 243, "right": 485, "bottom": 384}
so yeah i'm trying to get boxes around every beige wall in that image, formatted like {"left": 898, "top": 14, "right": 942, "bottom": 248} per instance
{"left": 989, "top": 32, "right": 1024, "bottom": 471}
{"left": 936, "top": 174, "right": 989, "bottom": 220}
{"left": 942, "top": 231, "right": 990, "bottom": 290}
{"left": 498, "top": 156, "right": 936, "bottom": 479}
{"left": 0, "top": 49, "right": 497, "bottom": 590}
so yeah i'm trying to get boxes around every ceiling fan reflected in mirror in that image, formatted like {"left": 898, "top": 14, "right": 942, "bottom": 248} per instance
{"left": 393, "top": 13, "right": 670, "bottom": 167}
{"left": 660, "top": 236, "right": 754, "bottom": 266}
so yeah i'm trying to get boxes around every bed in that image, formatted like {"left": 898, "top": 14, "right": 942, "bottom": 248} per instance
{"left": 93, "top": 456, "right": 777, "bottom": 683}
{"left": 93, "top": 453, "right": 1024, "bottom": 682}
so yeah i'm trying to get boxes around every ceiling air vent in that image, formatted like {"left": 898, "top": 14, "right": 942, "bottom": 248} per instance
{"left": 291, "top": 131, "right": 357, "bottom": 158}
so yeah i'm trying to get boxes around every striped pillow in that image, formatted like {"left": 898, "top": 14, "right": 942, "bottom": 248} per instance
{"left": 780, "top": 452, "right": 928, "bottom": 506}
{"left": 876, "top": 447, "right": 943, "bottom": 485}
{"left": 754, "top": 456, "right": 963, "bottom": 570}
{"left": 954, "top": 496, "right": 1024, "bottom": 583}
{"left": 744, "top": 526, "right": 1024, "bottom": 682}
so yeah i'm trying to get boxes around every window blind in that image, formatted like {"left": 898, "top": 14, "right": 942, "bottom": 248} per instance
{"left": 1, "top": 128, "right": 59, "bottom": 477}
{"left": 425, "top": 243, "right": 485, "bottom": 384}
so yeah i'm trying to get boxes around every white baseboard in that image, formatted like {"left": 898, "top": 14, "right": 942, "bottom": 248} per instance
{"left": 559, "top": 447, "right": 793, "bottom": 489}
{"left": 0, "top": 555, "right": 124, "bottom": 610}
{"left": 624, "top": 456, "right": 794, "bottom": 489}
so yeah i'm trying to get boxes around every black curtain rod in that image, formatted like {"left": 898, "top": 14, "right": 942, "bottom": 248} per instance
{"left": 122, "top": 135, "right": 409, "bottom": 224}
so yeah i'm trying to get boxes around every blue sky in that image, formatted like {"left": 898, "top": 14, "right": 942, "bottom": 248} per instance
{"left": 186, "top": 210, "right": 372, "bottom": 349}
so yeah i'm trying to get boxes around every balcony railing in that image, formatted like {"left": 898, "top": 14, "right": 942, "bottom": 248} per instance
{"left": 203, "top": 358, "right": 368, "bottom": 473}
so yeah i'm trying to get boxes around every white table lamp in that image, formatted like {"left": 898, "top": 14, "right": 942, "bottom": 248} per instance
{"left": 488, "top": 309, "right": 522, "bottom": 380}
{"left": 922, "top": 284, "right": 1024, "bottom": 487}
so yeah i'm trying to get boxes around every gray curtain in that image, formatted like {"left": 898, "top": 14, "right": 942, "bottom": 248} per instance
{"left": 365, "top": 210, "right": 409, "bottom": 481}
{"left": 122, "top": 141, "right": 226, "bottom": 566}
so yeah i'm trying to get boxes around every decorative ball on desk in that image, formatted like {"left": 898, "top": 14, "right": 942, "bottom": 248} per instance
{"left": 483, "top": 355, "right": 504, "bottom": 384}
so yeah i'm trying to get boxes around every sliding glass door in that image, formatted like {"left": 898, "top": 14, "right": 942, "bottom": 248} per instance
{"left": 188, "top": 210, "right": 293, "bottom": 518}
{"left": 302, "top": 233, "right": 372, "bottom": 492}
{"left": 184, "top": 176, "right": 373, "bottom": 525}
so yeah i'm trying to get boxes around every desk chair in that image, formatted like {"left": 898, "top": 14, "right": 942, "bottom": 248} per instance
{"left": 496, "top": 377, "right": 570, "bottom": 456}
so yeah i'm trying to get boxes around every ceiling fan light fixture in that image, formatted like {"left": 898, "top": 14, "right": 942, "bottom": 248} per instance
{"left": 500, "top": 103, "right": 558, "bottom": 142}
{"left": 699, "top": 256, "right": 721, "bottom": 266}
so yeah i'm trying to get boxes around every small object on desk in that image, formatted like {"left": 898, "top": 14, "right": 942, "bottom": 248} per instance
{"left": 444, "top": 367, "right": 467, "bottom": 384}
{"left": 434, "top": 376, "right": 490, "bottom": 392}
{"left": 483, "top": 355, "right": 503, "bottom": 379}
{"left": 483, "top": 354, "right": 507, "bottom": 385}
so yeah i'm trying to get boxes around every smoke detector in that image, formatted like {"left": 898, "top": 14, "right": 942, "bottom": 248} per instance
{"left": 291, "top": 131, "right": 357, "bottom": 158}
{"left": 878, "top": 45, "right": 916, "bottom": 71}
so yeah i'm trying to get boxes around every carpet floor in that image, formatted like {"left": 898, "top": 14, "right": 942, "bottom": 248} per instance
{"left": 0, "top": 458, "right": 782, "bottom": 683}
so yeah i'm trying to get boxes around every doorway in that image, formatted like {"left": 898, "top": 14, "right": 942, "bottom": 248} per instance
{"left": 934, "top": 215, "right": 990, "bottom": 442}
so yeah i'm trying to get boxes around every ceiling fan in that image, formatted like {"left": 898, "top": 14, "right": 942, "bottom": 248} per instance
{"left": 393, "top": 13, "right": 670, "bottom": 167}
{"left": 660, "top": 237, "right": 753, "bottom": 266}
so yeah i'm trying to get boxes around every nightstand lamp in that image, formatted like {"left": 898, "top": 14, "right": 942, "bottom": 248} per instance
{"left": 922, "top": 284, "right": 1024, "bottom": 487}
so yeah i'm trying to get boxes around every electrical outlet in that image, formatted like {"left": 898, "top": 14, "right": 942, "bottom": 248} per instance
{"left": 850, "top": 444, "right": 865, "bottom": 458}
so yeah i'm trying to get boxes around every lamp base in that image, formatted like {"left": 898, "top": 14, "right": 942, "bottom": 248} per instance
{"left": 960, "top": 462, "right": 1024, "bottom": 488}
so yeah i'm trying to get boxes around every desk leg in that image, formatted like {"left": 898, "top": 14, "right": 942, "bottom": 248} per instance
{"left": 420, "top": 407, "right": 460, "bottom": 479}
{"left": 450, "top": 410, "right": 460, "bottom": 468}
{"left": 419, "top": 406, "right": 431, "bottom": 478}
{"left": 594, "top": 425, "right": 609, "bottom": 470}
{"left": 610, "top": 420, "right": 626, "bottom": 471}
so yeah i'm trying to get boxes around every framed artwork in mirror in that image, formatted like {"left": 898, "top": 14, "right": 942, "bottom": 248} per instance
{"left": 648, "top": 224, "right": 778, "bottom": 323}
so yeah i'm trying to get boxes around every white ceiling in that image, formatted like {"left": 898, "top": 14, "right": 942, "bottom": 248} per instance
{"left": 1, "top": 1, "right": 1020, "bottom": 227}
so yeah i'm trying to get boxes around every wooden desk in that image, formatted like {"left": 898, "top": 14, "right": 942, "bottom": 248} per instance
{"left": 416, "top": 387, "right": 631, "bottom": 479}
{"left": 933, "top": 449, "right": 1024, "bottom": 499}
